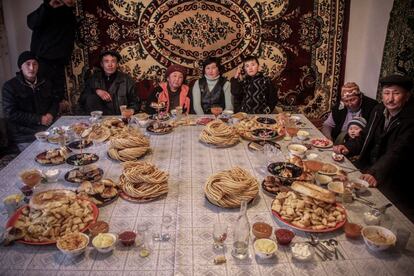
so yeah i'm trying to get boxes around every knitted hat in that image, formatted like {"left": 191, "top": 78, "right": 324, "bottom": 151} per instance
{"left": 165, "top": 64, "right": 187, "bottom": 79}
{"left": 341, "top": 82, "right": 361, "bottom": 99}
{"left": 348, "top": 117, "right": 367, "bottom": 129}
{"left": 17, "top": 51, "right": 38, "bottom": 68}
{"left": 380, "top": 74, "right": 413, "bottom": 92}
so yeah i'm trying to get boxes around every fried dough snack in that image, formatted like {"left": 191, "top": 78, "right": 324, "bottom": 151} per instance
{"left": 119, "top": 161, "right": 169, "bottom": 201}
{"left": 271, "top": 191, "right": 345, "bottom": 230}
{"left": 199, "top": 120, "right": 239, "bottom": 146}
{"left": 108, "top": 130, "right": 150, "bottom": 161}
{"left": 204, "top": 167, "right": 259, "bottom": 208}
{"left": 14, "top": 198, "right": 94, "bottom": 242}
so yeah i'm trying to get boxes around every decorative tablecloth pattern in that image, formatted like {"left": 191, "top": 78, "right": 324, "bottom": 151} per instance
{"left": 0, "top": 115, "right": 414, "bottom": 276}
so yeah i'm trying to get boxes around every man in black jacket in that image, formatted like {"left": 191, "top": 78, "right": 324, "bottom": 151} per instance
{"left": 322, "top": 82, "right": 377, "bottom": 142}
{"left": 79, "top": 51, "right": 140, "bottom": 115}
{"left": 27, "top": 0, "right": 76, "bottom": 111}
{"left": 2, "top": 51, "right": 59, "bottom": 151}
{"left": 335, "top": 75, "right": 414, "bottom": 219}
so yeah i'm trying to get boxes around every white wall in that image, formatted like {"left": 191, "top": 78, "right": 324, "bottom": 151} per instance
{"left": 1, "top": 0, "right": 394, "bottom": 99}
{"left": 2, "top": 0, "right": 41, "bottom": 77}
{"left": 345, "top": 0, "right": 394, "bottom": 99}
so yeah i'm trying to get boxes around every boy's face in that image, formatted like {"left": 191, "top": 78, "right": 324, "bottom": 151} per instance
{"left": 243, "top": 60, "right": 259, "bottom": 77}
{"left": 101, "top": 55, "right": 118, "bottom": 75}
{"left": 348, "top": 124, "right": 362, "bottom": 139}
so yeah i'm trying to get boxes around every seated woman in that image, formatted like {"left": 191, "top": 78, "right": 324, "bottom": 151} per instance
{"left": 146, "top": 64, "right": 191, "bottom": 114}
{"left": 191, "top": 57, "right": 232, "bottom": 114}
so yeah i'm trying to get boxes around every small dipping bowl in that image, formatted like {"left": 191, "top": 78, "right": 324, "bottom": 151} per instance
{"left": 35, "top": 131, "right": 49, "bottom": 142}
{"left": 19, "top": 169, "right": 42, "bottom": 188}
{"left": 315, "top": 173, "right": 332, "bottom": 186}
{"left": 90, "top": 110, "right": 103, "bottom": 119}
{"left": 89, "top": 221, "right": 109, "bottom": 238}
{"left": 296, "top": 130, "right": 309, "bottom": 140}
{"left": 252, "top": 222, "right": 272, "bottom": 239}
{"left": 119, "top": 230, "right": 136, "bottom": 246}
{"left": 92, "top": 233, "right": 117, "bottom": 253}
{"left": 291, "top": 242, "right": 314, "bottom": 261}
{"left": 275, "top": 228, "right": 295, "bottom": 245}
{"left": 306, "top": 153, "right": 318, "bottom": 160}
{"left": 344, "top": 222, "right": 363, "bottom": 239}
{"left": 287, "top": 144, "right": 307, "bottom": 158}
{"left": 44, "top": 169, "right": 60, "bottom": 182}
{"left": 254, "top": 238, "right": 278, "bottom": 259}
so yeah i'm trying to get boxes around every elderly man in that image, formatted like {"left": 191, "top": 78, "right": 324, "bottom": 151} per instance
{"left": 79, "top": 50, "right": 140, "bottom": 115}
{"left": 146, "top": 64, "right": 191, "bottom": 114}
{"left": 322, "top": 82, "right": 377, "bottom": 142}
{"left": 2, "top": 51, "right": 59, "bottom": 151}
{"left": 335, "top": 75, "right": 414, "bottom": 219}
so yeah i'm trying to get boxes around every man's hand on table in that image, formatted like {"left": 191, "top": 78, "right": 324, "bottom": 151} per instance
{"left": 360, "top": 174, "right": 377, "bottom": 187}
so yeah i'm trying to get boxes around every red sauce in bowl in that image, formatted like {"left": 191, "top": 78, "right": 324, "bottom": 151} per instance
{"left": 119, "top": 231, "right": 136, "bottom": 246}
{"left": 275, "top": 229, "right": 295, "bottom": 245}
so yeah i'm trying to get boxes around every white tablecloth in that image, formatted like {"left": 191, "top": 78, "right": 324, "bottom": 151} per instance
{"left": 0, "top": 115, "right": 413, "bottom": 276}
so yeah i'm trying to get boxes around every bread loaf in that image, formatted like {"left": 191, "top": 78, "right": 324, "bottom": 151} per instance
{"left": 291, "top": 181, "right": 336, "bottom": 203}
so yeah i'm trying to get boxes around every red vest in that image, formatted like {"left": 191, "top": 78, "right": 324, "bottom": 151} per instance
{"left": 158, "top": 83, "right": 190, "bottom": 114}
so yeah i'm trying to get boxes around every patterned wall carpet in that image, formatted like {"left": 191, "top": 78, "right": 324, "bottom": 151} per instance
{"left": 379, "top": 0, "right": 414, "bottom": 99}
{"left": 67, "top": 0, "right": 349, "bottom": 119}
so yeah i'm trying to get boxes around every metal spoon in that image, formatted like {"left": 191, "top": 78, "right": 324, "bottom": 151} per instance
{"left": 309, "top": 234, "right": 333, "bottom": 260}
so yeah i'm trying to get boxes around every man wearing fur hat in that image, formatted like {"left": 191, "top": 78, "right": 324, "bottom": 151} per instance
{"left": 145, "top": 64, "right": 191, "bottom": 114}
{"left": 322, "top": 82, "right": 377, "bottom": 142}
{"left": 79, "top": 50, "right": 140, "bottom": 115}
{"left": 335, "top": 74, "right": 414, "bottom": 220}
{"left": 2, "top": 51, "right": 59, "bottom": 151}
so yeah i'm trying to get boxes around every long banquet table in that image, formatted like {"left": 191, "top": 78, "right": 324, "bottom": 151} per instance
{"left": 1, "top": 115, "right": 414, "bottom": 276}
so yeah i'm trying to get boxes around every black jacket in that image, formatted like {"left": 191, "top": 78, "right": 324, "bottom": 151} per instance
{"left": 2, "top": 73, "right": 59, "bottom": 144}
{"left": 231, "top": 73, "right": 277, "bottom": 114}
{"left": 79, "top": 69, "right": 140, "bottom": 115}
{"left": 348, "top": 100, "right": 414, "bottom": 189}
{"left": 27, "top": 1, "right": 76, "bottom": 62}
{"left": 331, "top": 94, "right": 377, "bottom": 140}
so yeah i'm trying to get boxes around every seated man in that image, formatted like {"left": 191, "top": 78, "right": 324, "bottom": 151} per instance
{"left": 2, "top": 51, "right": 59, "bottom": 151}
{"left": 145, "top": 64, "right": 191, "bottom": 114}
{"left": 334, "top": 75, "right": 414, "bottom": 219}
{"left": 322, "top": 82, "right": 377, "bottom": 142}
{"left": 79, "top": 50, "right": 140, "bottom": 115}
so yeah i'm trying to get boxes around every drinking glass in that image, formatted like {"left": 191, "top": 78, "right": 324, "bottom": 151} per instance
{"left": 153, "top": 214, "right": 173, "bottom": 241}
{"left": 119, "top": 105, "right": 127, "bottom": 114}
{"left": 122, "top": 108, "right": 134, "bottom": 125}
{"left": 211, "top": 105, "right": 223, "bottom": 120}
{"left": 213, "top": 223, "right": 228, "bottom": 249}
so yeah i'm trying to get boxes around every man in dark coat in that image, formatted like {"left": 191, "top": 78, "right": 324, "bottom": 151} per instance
{"left": 335, "top": 75, "right": 414, "bottom": 220}
{"left": 322, "top": 82, "right": 377, "bottom": 142}
{"left": 27, "top": 0, "right": 77, "bottom": 110}
{"left": 79, "top": 51, "right": 140, "bottom": 115}
{"left": 2, "top": 51, "right": 59, "bottom": 151}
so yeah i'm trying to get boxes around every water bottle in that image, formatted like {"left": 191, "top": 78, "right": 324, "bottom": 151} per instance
{"left": 232, "top": 200, "right": 250, "bottom": 259}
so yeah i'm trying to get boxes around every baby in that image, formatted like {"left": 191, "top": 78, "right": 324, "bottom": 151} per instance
{"left": 333, "top": 116, "right": 366, "bottom": 159}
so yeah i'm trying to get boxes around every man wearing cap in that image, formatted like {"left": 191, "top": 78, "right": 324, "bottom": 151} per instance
{"left": 79, "top": 50, "right": 140, "bottom": 115}
{"left": 322, "top": 82, "right": 377, "bottom": 142}
{"left": 2, "top": 51, "right": 59, "bottom": 151}
{"left": 335, "top": 74, "right": 414, "bottom": 218}
{"left": 145, "top": 64, "right": 191, "bottom": 114}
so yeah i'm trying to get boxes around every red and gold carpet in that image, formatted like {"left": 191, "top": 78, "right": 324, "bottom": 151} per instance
{"left": 68, "top": 0, "right": 349, "bottom": 119}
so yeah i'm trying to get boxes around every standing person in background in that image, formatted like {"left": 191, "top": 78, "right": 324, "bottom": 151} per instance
{"left": 27, "top": 0, "right": 77, "bottom": 113}
{"left": 79, "top": 50, "right": 140, "bottom": 115}
{"left": 2, "top": 51, "right": 59, "bottom": 151}
{"left": 146, "top": 64, "right": 191, "bottom": 115}
{"left": 230, "top": 56, "right": 277, "bottom": 114}
{"left": 322, "top": 82, "right": 377, "bottom": 142}
{"left": 191, "top": 57, "right": 232, "bottom": 114}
